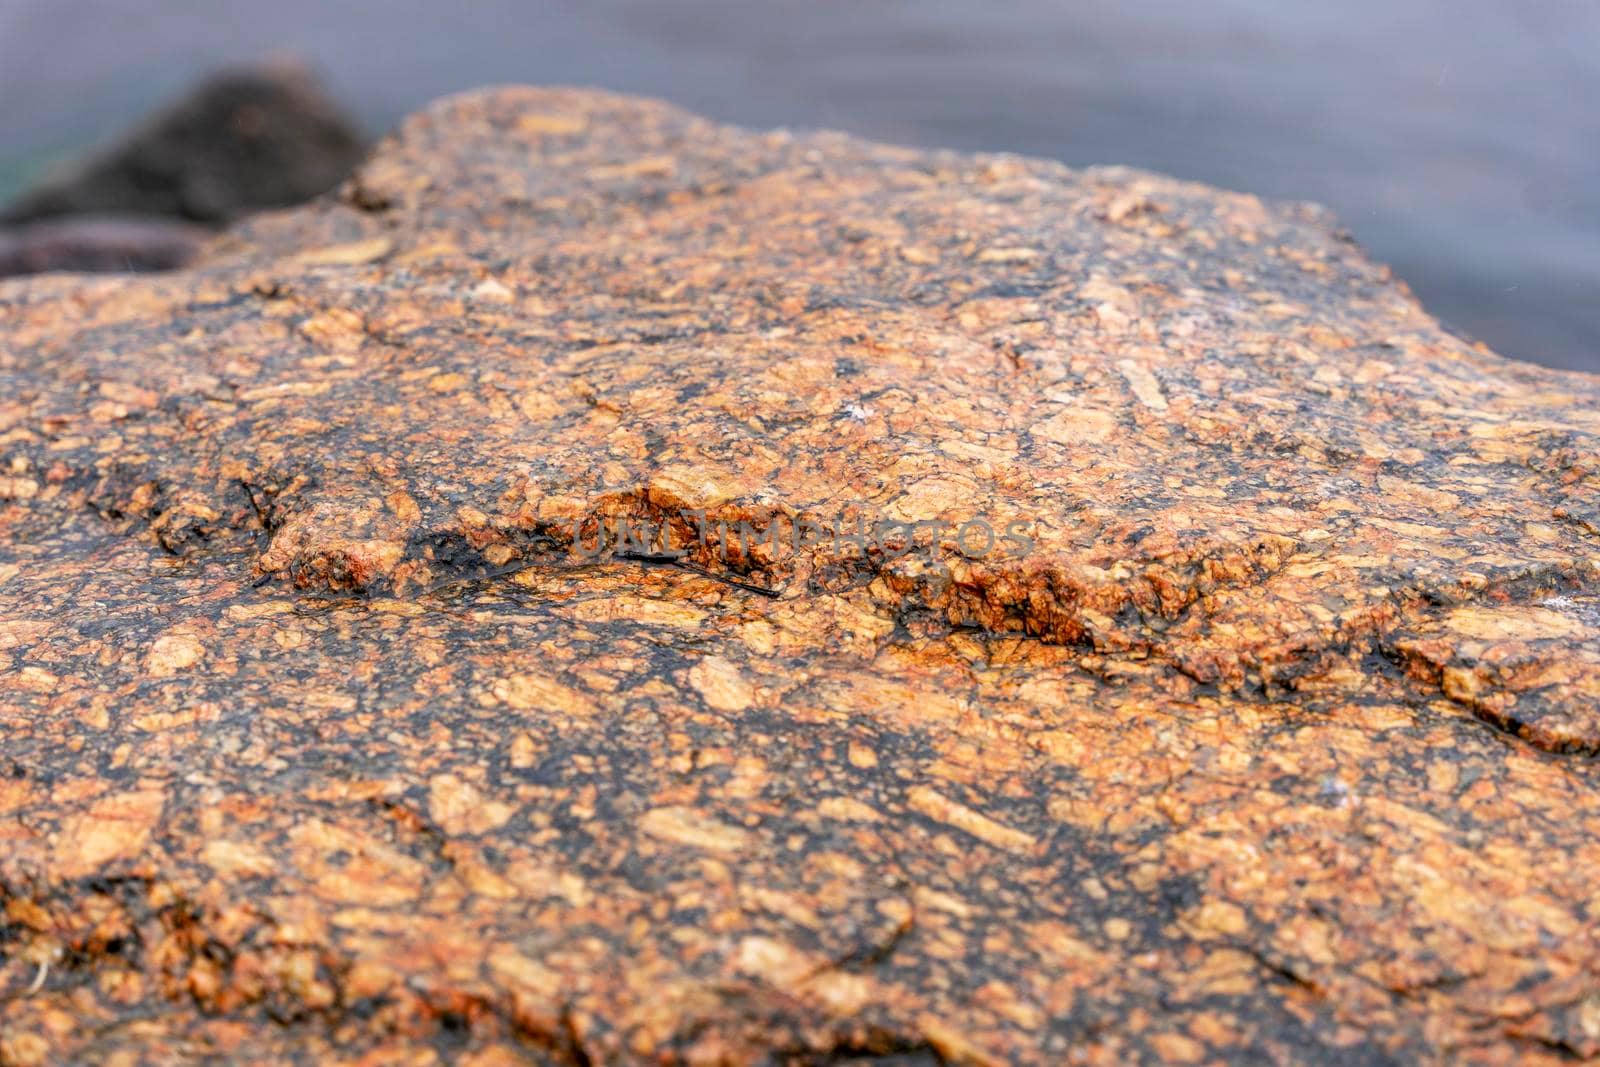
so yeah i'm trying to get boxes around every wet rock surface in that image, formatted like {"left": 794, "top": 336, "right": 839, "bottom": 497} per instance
{"left": 2, "top": 87, "right": 1599, "bottom": 1064}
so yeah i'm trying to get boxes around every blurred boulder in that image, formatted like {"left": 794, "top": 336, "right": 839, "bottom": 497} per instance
{"left": 0, "top": 58, "right": 364, "bottom": 231}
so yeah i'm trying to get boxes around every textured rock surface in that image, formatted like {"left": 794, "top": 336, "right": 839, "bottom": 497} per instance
{"left": 3, "top": 87, "right": 1600, "bottom": 1064}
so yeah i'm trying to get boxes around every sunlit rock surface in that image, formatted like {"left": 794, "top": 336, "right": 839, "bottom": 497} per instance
{"left": 3, "top": 87, "right": 1599, "bottom": 1065}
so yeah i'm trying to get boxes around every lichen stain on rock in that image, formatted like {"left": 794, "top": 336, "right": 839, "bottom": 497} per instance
{"left": 2, "top": 87, "right": 1600, "bottom": 1064}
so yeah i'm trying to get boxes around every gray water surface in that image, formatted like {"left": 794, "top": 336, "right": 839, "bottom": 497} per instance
{"left": 2, "top": 0, "right": 1595, "bottom": 370}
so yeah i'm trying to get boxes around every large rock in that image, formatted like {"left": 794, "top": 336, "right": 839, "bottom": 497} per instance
{"left": 2, "top": 87, "right": 1598, "bottom": 1064}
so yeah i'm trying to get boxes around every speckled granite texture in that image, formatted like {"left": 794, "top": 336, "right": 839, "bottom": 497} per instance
{"left": 3, "top": 87, "right": 1599, "bottom": 1065}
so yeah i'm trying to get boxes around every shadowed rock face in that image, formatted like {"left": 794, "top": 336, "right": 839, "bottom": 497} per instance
{"left": 2, "top": 87, "right": 1598, "bottom": 1065}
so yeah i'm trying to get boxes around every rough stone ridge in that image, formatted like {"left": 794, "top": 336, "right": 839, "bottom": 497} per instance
{"left": 2, "top": 87, "right": 1599, "bottom": 1065}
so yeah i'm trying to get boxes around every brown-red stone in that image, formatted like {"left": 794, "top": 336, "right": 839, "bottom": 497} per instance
{"left": 2, "top": 87, "right": 1599, "bottom": 1065}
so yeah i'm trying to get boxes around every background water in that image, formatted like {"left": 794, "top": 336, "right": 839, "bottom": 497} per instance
{"left": 2, "top": 0, "right": 1596, "bottom": 371}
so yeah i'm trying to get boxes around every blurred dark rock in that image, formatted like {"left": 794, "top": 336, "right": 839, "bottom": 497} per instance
{"left": 0, "top": 58, "right": 364, "bottom": 231}
{"left": 0, "top": 215, "right": 208, "bottom": 276}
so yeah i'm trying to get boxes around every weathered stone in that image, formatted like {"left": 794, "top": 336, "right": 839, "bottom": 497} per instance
{"left": 2, "top": 87, "right": 1599, "bottom": 1064}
